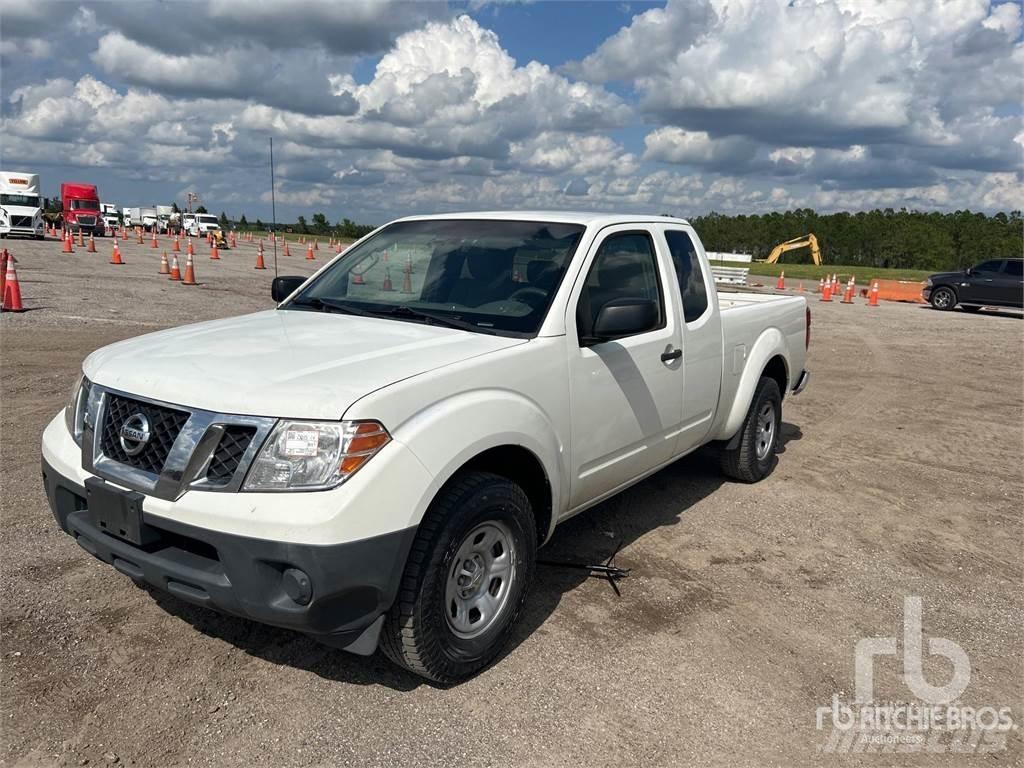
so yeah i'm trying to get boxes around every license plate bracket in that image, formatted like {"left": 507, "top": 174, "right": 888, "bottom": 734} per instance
{"left": 84, "top": 477, "right": 158, "bottom": 546}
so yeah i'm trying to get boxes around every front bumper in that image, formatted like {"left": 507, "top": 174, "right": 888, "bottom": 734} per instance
{"left": 42, "top": 456, "right": 417, "bottom": 653}
{"left": 921, "top": 286, "right": 933, "bottom": 301}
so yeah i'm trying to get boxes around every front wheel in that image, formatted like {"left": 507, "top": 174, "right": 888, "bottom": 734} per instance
{"left": 721, "top": 376, "right": 782, "bottom": 483}
{"left": 929, "top": 286, "right": 957, "bottom": 311}
{"left": 380, "top": 472, "right": 536, "bottom": 683}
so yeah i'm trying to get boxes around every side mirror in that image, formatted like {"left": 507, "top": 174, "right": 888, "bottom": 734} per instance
{"left": 964, "top": 267, "right": 974, "bottom": 276}
{"left": 272, "top": 275, "right": 306, "bottom": 302}
{"left": 586, "top": 298, "right": 658, "bottom": 345}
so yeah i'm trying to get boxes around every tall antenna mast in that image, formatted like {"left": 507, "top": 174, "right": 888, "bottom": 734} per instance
{"left": 269, "top": 136, "right": 278, "bottom": 277}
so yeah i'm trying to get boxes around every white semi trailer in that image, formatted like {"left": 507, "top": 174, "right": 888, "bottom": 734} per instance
{"left": 0, "top": 171, "right": 45, "bottom": 239}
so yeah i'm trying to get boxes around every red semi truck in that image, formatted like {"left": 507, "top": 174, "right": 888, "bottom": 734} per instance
{"left": 61, "top": 183, "right": 105, "bottom": 236}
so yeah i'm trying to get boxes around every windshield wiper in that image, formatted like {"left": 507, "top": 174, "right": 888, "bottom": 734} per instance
{"left": 289, "top": 297, "right": 377, "bottom": 317}
{"left": 378, "top": 305, "right": 497, "bottom": 335}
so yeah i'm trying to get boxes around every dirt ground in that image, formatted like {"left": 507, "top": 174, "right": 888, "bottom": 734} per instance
{"left": 2, "top": 233, "right": 1022, "bottom": 767}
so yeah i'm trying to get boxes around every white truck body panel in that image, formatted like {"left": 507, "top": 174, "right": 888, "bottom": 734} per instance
{"left": 52, "top": 212, "right": 808, "bottom": 545}
{"left": 0, "top": 171, "right": 44, "bottom": 238}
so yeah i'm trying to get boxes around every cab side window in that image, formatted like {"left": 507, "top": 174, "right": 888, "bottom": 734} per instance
{"left": 576, "top": 232, "right": 663, "bottom": 340}
{"left": 1003, "top": 260, "right": 1022, "bottom": 277}
{"left": 665, "top": 230, "right": 709, "bottom": 322}
{"left": 976, "top": 260, "right": 1004, "bottom": 274}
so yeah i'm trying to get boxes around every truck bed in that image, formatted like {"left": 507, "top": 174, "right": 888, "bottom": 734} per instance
{"left": 710, "top": 287, "right": 808, "bottom": 439}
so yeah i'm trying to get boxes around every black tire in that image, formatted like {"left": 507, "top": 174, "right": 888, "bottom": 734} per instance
{"left": 960, "top": 305, "right": 983, "bottom": 313}
{"left": 380, "top": 471, "right": 536, "bottom": 684}
{"left": 720, "top": 377, "right": 782, "bottom": 483}
{"left": 929, "top": 286, "right": 957, "bottom": 311}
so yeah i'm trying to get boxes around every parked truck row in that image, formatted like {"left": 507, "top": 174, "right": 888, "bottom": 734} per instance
{"left": 1, "top": 169, "right": 202, "bottom": 239}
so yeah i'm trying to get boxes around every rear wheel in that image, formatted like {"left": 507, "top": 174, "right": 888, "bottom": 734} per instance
{"left": 721, "top": 377, "right": 782, "bottom": 483}
{"left": 929, "top": 286, "right": 957, "bottom": 310}
{"left": 380, "top": 471, "right": 536, "bottom": 683}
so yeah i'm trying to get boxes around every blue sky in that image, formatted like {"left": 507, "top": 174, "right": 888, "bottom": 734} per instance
{"left": 1, "top": 0, "right": 1021, "bottom": 225}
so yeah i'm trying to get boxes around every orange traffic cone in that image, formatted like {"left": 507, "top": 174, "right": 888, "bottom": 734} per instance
{"left": 820, "top": 277, "right": 832, "bottom": 301}
{"left": 110, "top": 240, "right": 124, "bottom": 265}
{"left": 158, "top": 251, "right": 170, "bottom": 275}
{"left": 168, "top": 253, "right": 182, "bottom": 281}
{"left": 2, "top": 257, "right": 25, "bottom": 312}
{"left": 137, "top": 229, "right": 144, "bottom": 245}
{"left": 77, "top": 230, "right": 85, "bottom": 247}
{"left": 867, "top": 280, "right": 880, "bottom": 307}
{"left": 382, "top": 267, "right": 393, "bottom": 291}
{"left": 121, "top": 227, "right": 128, "bottom": 241}
{"left": 314, "top": 239, "right": 319, "bottom": 251}
{"left": 210, "top": 240, "right": 220, "bottom": 260}
{"left": 841, "top": 277, "right": 855, "bottom": 304}
{"left": 831, "top": 274, "right": 839, "bottom": 296}
{"left": 151, "top": 230, "right": 158, "bottom": 248}
{"left": 254, "top": 244, "right": 266, "bottom": 270}
{"left": 306, "top": 243, "right": 314, "bottom": 260}
{"left": 173, "top": 235, "right": 180, "bottom": 252}
{"left": 283, "top": 241, "right": 291, "bottom": 257}
{"left": 63, "top": 231, "right": 74, "bottom": 253}
{"left": 797, "top": 281, "right": 805, "bottom": 292}
{"left": 187, "top": 237, "right": 195, "bottom": 256}
{"left": 776, "top": 271, "right": 785, "bottom": 290}
{"left": 182, "top": 253, "right": 197, "bottom": 285}
{"left": 87, "top": 234, "right": 97, "bottom": 253}
{"left": 817, "top": 277, "right": 824, "bottom": 294}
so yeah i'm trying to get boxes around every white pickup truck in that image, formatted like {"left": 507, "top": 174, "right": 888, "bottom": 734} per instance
{"left": 42, "top": 212, "right": 809, "bottom": 682}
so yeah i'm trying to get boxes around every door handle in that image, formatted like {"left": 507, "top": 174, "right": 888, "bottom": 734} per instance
{"left": 661, "top": 347, "right": 682, "bottom": 362}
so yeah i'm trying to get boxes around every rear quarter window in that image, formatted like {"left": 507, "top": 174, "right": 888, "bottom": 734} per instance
{"left": 665, "top": 230, "right": 709, "bottom": 323}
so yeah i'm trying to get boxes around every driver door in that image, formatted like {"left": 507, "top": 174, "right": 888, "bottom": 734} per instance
{"left": 566, "top": 227, "right": 684, "bottom": 509}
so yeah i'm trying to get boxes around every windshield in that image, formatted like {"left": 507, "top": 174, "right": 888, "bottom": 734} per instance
{"left": 1, "top": 194, "right": 39, "bottom": 207}
{"left": 288, "top": 219, "right": 586, "bottom": 336}
{"left": 198, "top": 215, "right": 218, "bottom": 224}
{"left": 69, "top": 199, "right": 98, "bottom": 210}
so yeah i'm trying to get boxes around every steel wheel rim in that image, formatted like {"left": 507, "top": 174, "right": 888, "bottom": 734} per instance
{"left": 934, "top": 289, "right": 952, "bottom": 308}
{"left": 755, "top": 402, "right": 776, "bottom": 460}
{"left": 444, "top": 520, "right": 517, "bottom": 639}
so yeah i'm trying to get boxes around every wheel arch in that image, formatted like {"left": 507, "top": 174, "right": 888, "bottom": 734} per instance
{"left": 391, "top": 389, "right": 566, "bottom": 545}
{"left": 713, "top": 328, "right": 791, "bottom": 443}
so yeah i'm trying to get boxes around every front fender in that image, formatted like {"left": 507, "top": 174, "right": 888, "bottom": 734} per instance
{"left": 714, "top": 328, "right": 790, "bottom": 442}
{"left": 393, "top": 389, "right": 567, "bottom": 536}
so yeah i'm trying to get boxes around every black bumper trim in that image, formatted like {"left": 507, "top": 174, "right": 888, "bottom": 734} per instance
{"left": 42, "top": 457, "right": 416, "bottom": 650}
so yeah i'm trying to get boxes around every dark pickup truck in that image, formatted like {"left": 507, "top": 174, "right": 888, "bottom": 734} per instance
{"left": 924, "top": 258, "right": 1023, "bottom": 312}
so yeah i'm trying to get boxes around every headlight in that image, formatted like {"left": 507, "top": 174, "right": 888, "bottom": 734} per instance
{"left": 64, "top": 375, "right": 92, "bottom": 446}
{"left": 243, "top": 420, "right": 390, "bottom": 491}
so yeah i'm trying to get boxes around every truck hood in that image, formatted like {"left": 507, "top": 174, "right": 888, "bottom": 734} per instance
{"left": 1, "top": 204, "right": 41, "bottom": 215}
{"left": 84, "top": 309, "right": 527, "bottom": 419}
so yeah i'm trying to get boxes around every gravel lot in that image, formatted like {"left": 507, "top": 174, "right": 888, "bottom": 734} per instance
{"left": 2, "top": 234, "right": 1022, "bottom": 767}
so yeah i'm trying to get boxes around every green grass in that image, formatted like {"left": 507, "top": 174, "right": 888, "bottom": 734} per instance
{"left": 711, "top": 261, "right": 933, "bottom": 283}
{"left": 235, "top": 229, "right": 356, "bottom": 246}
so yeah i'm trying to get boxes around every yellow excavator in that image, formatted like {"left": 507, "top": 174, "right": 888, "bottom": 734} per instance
{"left": 763, "top": 234, "right": 821, "bottom": 265}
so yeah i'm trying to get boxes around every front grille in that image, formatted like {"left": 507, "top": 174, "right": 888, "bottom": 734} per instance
{"left": 205, "top": 426, "right": 257, "bottom": 485}
{"left": 76, "top": 215, "right": 96, "bottom": 226}
{"left": 11, "top": 215, "right": 32, "bottom": 228}
{"left": 100, "top": 395, "right": 190, "bottom": 475}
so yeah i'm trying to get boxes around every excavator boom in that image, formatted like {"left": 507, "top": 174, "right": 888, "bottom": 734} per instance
{"left": 763, "top": 233, "right": 822, "bottom": 266}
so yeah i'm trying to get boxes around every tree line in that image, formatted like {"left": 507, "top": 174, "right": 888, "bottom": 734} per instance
{"left": 229, "top": 211, "right": 375, "bottom": 240}
{"left": 690, "top": 208, "right": 1023, "bottom": 270}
